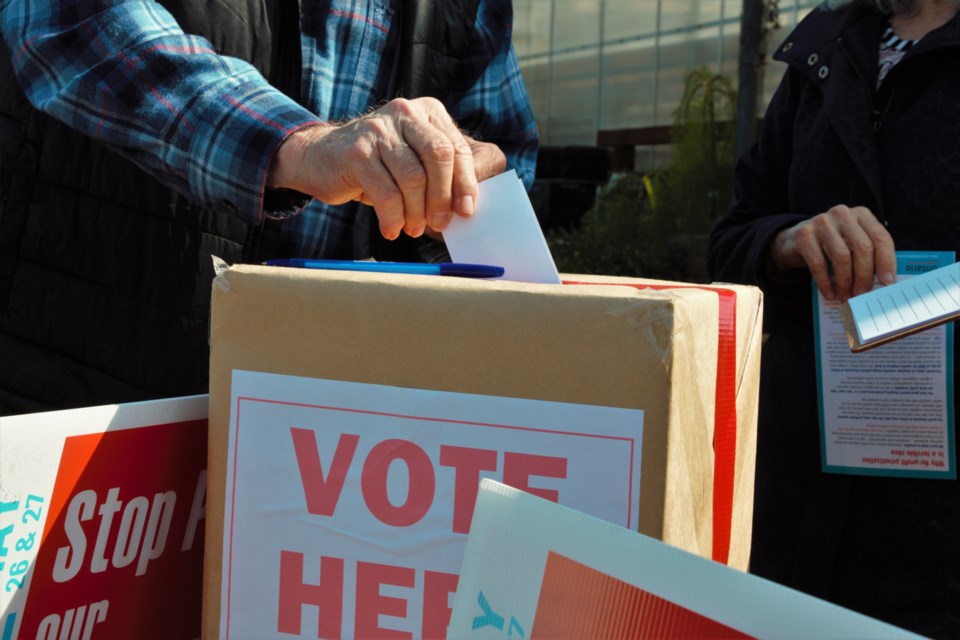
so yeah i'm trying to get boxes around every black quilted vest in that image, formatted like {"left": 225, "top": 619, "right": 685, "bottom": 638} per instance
{"left": 0, "top": 0, "right": 478, "bottom": 415}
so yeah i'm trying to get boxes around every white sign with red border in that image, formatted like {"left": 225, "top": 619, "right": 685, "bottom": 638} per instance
{"left": 219, "top": 370, "right": 644, "bottom": 638}
{"left": 0, "top": 396, "right": 209, "bottom": 640}
{"left": 450, "top": 480, "right": 921, "bottom": 640}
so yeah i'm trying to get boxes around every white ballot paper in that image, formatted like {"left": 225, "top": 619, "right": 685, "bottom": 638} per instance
{"left": 443, "top": 170, "right": 562, "bottom": 284}
{"left": 843, "top": 260, "right": 960, "bottom": 350}
{"left": 814, "top": 251, "right": 956, "bottom": 478}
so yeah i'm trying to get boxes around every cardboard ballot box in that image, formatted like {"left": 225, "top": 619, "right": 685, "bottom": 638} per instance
{"left": 202, "top": 265, "right": 762, "bottom": 639}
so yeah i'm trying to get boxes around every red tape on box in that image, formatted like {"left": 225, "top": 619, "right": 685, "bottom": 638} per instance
{"left": 564, "top": 281, "right": 737, "bottom": 565}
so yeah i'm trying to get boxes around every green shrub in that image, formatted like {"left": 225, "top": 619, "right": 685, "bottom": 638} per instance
{"left": 547, "top": 67, "right": 736, "bottom": 282}
{"left": 659, "top": 67, "right": 736, "bottom": 236}
{"left": 547, "top": 174, "right": 686, "bottom": 279}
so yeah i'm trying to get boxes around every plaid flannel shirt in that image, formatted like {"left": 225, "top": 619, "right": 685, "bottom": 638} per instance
{"left": 0, "top": 0, "right": 539, "bottom": 258}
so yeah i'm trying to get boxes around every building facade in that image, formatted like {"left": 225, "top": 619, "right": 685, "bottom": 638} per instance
{"left": 512, "top": 0, "right": 821, "bottom": 171}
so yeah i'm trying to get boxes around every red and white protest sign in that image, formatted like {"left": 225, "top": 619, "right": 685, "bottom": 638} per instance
{"left": 0, "top": 396, "right": 208, "bottom": 640}
{"left": 449, "top": 480, "right": 919, "bottom": 640}
{"left": 219, "top": 370, "right": 644, "bottom": 638}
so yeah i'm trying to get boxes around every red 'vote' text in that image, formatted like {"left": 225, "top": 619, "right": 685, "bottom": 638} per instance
{"left": 290, "top": 429, "right": 568, "bottom": 534}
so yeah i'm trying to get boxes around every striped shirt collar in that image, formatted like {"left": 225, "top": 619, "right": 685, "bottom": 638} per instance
{"left": 881, "top": 23, "right": 920, "bottom": 51}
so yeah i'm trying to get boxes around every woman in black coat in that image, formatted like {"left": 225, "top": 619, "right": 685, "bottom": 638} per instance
{"left": 708, "top": 0, "right": 960, "bottom": 636}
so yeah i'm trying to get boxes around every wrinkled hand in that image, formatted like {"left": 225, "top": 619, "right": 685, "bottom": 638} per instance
{"left": 267, "top": 97, "right": 504, "bottom": 241}
{"left": 769, "top": 204, "right": 896, "bottom": 302}
{"left": 467, "top": 137, "right": 507, "bottom": 183}
{"left": 421, "top": 137, "right": 506, "bottom": 241}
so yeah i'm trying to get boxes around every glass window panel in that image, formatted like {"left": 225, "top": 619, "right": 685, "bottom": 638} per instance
{"left": 660, "top": 0, "right": 723, "bottom": 32}
{"left": 520, "top": 63, "right": 550, "bottom": 140}
{"left": 603, "top": 1, "right": 658, "bottom": 43}
{"left": 553, "top": 0, "right": 601, "bottom": 50}
{"left": 511, "top": 0, "right": 823, "bottom": 150}
{"left": 600, "top": 42, "right": 658, "bottom": 130}
{"left": 721, "top": 26, "right": 740, "bottom": 77}
{"left": 548, "top": 50, "right": 602, "bottom": 144}
{"left": 514, "top": 0, "right": 555, "bottom": 58}
{"left": 655, "top": 26, "right": 726, "bottom": 126}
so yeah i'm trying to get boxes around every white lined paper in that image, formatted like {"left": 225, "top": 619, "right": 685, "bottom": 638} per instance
{"left": 847, "top": 261, "right": 960, "bottom": 345}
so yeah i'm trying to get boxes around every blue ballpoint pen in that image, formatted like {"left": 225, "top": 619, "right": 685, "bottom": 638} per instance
{"left": 264, "top": 258, "right": 504, "bottom": 279}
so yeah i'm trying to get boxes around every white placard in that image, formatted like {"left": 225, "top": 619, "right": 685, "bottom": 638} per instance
{"left": 219, "top": 371, "right": 643, "bottom": 638}
{"left": 0, "top": 396, "right": 209, "bottom": 640}
{"left": 450, "top": 480, "right": 919, "bottom": 640}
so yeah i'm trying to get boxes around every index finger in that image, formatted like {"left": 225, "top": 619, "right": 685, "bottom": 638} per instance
{"left": 793, "top": 225, "right": 839, "bottom": 301}
{"left": 421, "top": 104, "right": 477, "bottom": 228}
{"left": 854, "top": 207, "right": 897, "bottom": 285}
{"left": 397, "top": 114, "right": 470, "bottom": 232}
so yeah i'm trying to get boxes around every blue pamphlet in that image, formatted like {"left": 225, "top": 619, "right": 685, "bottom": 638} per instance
{"left": 813, "top": 251, "right": 956, "bottom": 479}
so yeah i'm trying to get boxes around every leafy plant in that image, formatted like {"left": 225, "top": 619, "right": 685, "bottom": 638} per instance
{"left": 547, "top": 174, "right": 686, "bottom": 279}
{"left": 547, "top": 67, "right": 736, "bottom": 282}
{"left": 657, "top": 67, "right": 737, "bottom": 235}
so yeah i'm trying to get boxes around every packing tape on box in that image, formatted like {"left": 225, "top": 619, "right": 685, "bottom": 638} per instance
{"left": 564, "top": 280, "right": 737, "bottom": 565}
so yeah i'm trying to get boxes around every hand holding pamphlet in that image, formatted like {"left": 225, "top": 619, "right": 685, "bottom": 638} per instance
{"left": 816, "top": 251, "right": 956, "bottom": 479}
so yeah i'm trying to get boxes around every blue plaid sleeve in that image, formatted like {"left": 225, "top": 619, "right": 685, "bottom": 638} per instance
{"left": 0, "top": 0, "right": 322, "bottom": 224}
{"left": 448, "top": 0, "right": 540, "bottom": 190}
